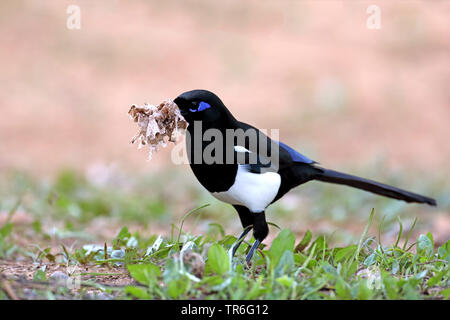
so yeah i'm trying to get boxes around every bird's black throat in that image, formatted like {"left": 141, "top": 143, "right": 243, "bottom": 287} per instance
{"left": 186, "top": 119, "right": 239, "bottom": 193}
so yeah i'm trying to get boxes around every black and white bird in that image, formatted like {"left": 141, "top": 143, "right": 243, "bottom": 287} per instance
{"left": 174, "top": 89, "right": 436, "bottom": 263}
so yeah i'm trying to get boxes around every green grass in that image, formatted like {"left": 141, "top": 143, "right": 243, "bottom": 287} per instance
{"left": 0, "top": 169, "right": 448, "bottom": 300}
{"left": 121, "top": 209, "right": 449, "bottom": 300}
{"left": 1, "top": 206, "right": 449, "bottom": 300}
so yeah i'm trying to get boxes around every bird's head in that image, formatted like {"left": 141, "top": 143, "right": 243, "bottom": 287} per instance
{"left": 174, "top": 89, "right": 233, "bottom": 127}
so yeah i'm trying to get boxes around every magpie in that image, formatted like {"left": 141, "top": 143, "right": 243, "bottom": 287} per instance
{"left": 173, "top": 89, "right": 436, "bottom": 263}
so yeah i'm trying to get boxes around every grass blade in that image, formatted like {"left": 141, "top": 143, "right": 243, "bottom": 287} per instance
{"left": 395, "top": 217, "right": 403, "bottom": 248}
{"left": 402, "top": 217, "right": 417, "bottom": 251}
{"left": 352, "top": 208, "right": 375, "bottom": 263}
{"left": 176, "top": 204, "right": 210, "bottom": 247}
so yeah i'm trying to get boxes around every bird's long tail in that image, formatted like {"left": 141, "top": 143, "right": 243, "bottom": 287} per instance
{"left": 314, "top": 168, "right": 436, "bottom": 206}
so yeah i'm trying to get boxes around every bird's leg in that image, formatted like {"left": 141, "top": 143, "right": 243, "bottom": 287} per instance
{"left": 231, "top": 225, "right": 252, "bottom": 257}
{"left": 246, "top": 211, "right": 269, "bottom": 264}
{"left": 230, "top": 205, "right": 254, "bottom": 257}
{"left": 245, "top": 239, "right": 261, "bottom": 264}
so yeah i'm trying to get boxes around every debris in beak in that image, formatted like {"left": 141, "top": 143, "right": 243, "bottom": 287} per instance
{"left": 128, "top": 99, "right": 188, "bottom": 160}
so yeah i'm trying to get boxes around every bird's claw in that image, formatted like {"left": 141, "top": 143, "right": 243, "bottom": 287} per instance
{"left": 245, "top": 239, "right": 261, "bottom": 264}
{"left": 230, "top": 227, "right": 252, "bottom": 257}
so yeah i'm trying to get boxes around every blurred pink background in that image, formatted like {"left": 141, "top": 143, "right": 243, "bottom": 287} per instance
{"left": 0, "top": 0, "right": 448, "bottom": 176}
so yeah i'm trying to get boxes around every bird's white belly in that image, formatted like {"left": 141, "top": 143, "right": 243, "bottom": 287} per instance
{"left": 211, "top": 166, "right": 281, "bottom": 213}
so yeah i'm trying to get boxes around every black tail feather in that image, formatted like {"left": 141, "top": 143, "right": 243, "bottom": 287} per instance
{"left": 314, "top": 168, "right": 436, "bottom": 206}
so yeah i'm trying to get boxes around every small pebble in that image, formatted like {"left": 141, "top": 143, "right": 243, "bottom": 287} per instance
{"left": 111, "top": 250, "right": 125, "bottom": 259}
{"left": 50, "top": 271, "right": 69, "bottom": 283}
{"left": 111, "top": 249, "right": 125, "bottom": 266}
{"left": 50, "top": 271, "right": 69, "bottom": 282}
{"left": 83, "top": 291, "right": 114, "bottom": 300}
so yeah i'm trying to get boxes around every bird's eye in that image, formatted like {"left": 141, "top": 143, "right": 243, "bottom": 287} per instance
{"left": 189, "top": 101, "right": 211, "bottom": 113}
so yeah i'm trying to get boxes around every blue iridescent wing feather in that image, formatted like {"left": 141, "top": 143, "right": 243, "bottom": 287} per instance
{"left": 277, "top": 141, "right": 315, "bottom": 164}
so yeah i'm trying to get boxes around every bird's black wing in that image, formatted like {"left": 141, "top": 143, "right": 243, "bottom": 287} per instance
{"left": 233, "top": 146, "right": 273, "bottom": 174}
{"left": 276, "top": 141, "right": 316, "bottom": 164}
{"left": 233, "top": 121, "right": 316, "bottom": 171}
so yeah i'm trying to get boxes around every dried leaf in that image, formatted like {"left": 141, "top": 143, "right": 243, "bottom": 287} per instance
{"left": 128, "top": 99, "right": 187, "bottom": 160}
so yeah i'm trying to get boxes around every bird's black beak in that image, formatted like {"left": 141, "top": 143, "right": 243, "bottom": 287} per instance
{"left": 180, "top": 109, "right": 189, "bottom": 118}
{"left": 174, "top": 97, "right": 189, "bottom": 118}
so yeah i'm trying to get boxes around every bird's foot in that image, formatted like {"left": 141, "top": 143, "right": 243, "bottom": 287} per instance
{"left": 245, "top": 239, "right": 261, "bottom": 264}
{"left": 230, "top": 226, "right": 252, "bottom": 257}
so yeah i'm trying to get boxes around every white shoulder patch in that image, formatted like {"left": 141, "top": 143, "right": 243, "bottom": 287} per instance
{"left": 234, "top": 145, "right": 251, "bottom": 153}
